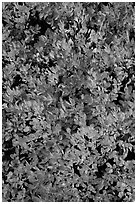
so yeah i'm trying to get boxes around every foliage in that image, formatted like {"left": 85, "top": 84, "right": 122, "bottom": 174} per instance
{"left": 2, "top": 2, "right": 135, "bottom": 202}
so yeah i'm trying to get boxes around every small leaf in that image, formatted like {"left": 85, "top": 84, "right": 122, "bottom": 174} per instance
{"left": 23, "top": 126, "right": 30, "bottom": 132}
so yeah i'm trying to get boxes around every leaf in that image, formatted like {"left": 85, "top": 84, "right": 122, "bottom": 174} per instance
{"left": 23, "top": 126, "right": 30, "bottom": 132}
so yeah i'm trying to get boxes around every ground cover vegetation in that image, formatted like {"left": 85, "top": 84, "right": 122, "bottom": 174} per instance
{"left": 2, "top": 2, "right": 135, "bottom": 202}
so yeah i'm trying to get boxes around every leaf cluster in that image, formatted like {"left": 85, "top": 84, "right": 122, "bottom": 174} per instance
{"left": 2, "top": 2, "right": 135, "bottom": 202}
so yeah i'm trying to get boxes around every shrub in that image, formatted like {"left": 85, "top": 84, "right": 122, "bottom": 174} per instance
{"left": 2, "top": 2, "right": 135, "bottom": 202}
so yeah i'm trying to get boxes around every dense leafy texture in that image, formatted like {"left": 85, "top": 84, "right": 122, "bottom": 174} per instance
{"left": 2, "top": 2, "right": 135, "bottom": 202}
